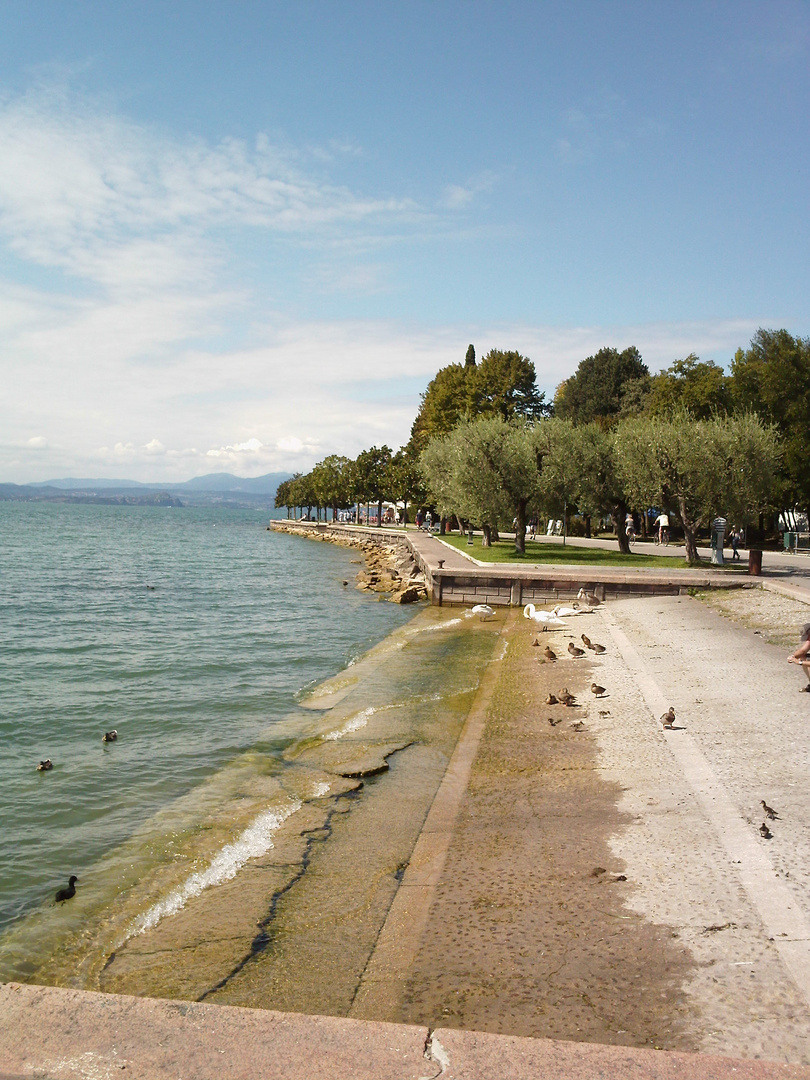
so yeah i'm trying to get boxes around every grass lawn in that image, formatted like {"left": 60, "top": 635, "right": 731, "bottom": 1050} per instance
{"left": 438, "top": 533, "right": 691, "bottom": 568}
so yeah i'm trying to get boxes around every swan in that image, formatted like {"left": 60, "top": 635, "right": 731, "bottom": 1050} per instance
{"left": 552, "top": 603, "right": 583, "bottom": 617}
{"left": 471, "top": 604, "right": 495, "bottom": 620}
{"left": 522, "top": 604, "right": 565, "bottom": 630}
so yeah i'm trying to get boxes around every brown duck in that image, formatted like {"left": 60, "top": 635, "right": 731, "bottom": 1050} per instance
{"left": 544, "top": 646, "right": 557, "bottom": 661}
{"left": 591, "top": 683, "right": 607, "bottom": 698}
{"left": 759, "top": 822, "right": 773, "bottom": 839}
{"left": 661, "top": 707, "right": 676, "bottom": 727}
{"left": 559, "top": 688, "right": 576, "bottom": 707}
{"left": 581, "top": 633, "right": 592, "bottom": 647}
{"left": 761, "top": 800, "right": 779, "bottom": 820}
{"left": 545, "top": 693, "right": 559, "bottom": 705}
{"left": 568, "top": 642, "right": 585, "bottom": 658}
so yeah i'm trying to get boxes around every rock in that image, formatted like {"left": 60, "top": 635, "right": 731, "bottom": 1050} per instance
{"left": 391, "top": 586, "right": 423, "bottom": 604}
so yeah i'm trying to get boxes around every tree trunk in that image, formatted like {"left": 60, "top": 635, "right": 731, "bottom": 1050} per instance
{"left": 584, "top": 514, "right": 591, "bottom": 539}
{"left": 491, "top": 526, "right": 500, "bottom": 542}
{"left": 440, "top": 516, "right": 447, "bottom": 535}
{"left": 402, "top": 500, "right": 408, "bottom": 527}
{"left": 482, "top": 524, "right": 492, "bottom": 547}
{"left": 679, "top": 496, "right": 701, "bottom": 564}
{"left": 611, "top": 501, "right": 631, "bottom": 555}
{"left": 377, "top": 498, "right": 382, "bottom": 526}
{"left": 514, "top": 498, "right": 527, "bottom": 554}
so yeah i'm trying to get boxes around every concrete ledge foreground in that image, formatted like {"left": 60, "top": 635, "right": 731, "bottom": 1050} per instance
{"left": 2, "top": 983, "right": 809, "bottom": 1080}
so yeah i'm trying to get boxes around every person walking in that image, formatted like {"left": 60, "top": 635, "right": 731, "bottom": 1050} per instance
{"left": 730, "top": 527, "right": 741, "bottom": 560}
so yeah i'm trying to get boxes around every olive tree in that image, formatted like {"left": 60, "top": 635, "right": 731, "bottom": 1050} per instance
{"left": 614, "top": 412, "right": 780, "bottom": 564}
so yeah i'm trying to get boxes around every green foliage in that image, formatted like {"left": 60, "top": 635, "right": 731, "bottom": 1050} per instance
{"left": 465, "top": 343, "right": 476, "bottom": 367}
{"left": 730, "top": 329, "right": 810, "bottom": 508}
{"left": 614, "top": 411, "right": 780, "bottom": 563}
{"left": 410, "top": 363, "right": 470, "bottom": 452}
{"left": 555, "top": 346, "right": 649, "bottom": 424}
{"left": 648, "top": 354, "right": 731, "bottom": 419}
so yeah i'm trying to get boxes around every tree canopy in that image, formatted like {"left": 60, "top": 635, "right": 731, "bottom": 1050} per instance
{"left": 647, "top": 354, "right": 731, "bottom": 419}
{"left": 555, "top": 346, "right": 649, "bottom": 424}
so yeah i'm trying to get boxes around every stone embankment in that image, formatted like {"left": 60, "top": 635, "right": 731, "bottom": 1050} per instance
{"left": 270, "top": 520, "right": 428, "bottom": 604}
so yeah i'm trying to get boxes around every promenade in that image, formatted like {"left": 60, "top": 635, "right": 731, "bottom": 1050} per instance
{"left": 5, "top": 526, "right": 810, "bottom": 1078}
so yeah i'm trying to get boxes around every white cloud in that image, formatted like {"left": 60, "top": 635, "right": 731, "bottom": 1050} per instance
{"left": 27, "top": 436, "right": 47, "bottom": 448}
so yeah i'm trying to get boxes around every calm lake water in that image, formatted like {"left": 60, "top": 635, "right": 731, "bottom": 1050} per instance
{"left": 0, "top": 502, "right": 417, "bottom": 980}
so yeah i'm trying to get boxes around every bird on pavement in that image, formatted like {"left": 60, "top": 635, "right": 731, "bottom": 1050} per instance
{"left": 576, "top": 588, "right": 601, "bottom": 607}
{"left": 55, "top": 876, "right": 78, "bottom": 903}
{"left": 568, "top": 642, "right": 585, "bottom": 657}
{"left": 544, "top": 646, "right": 557, "bottom": 661}
{"left": 589, "top": 642, "right": 606, "bottom": 654}
{"left": 581, "top": 633, "right": 592, "bottom": 647}
{"left": 532, "top": 638, "right": 541, "bottom": 647}
{"left": 471, "top": 604, "right": 495, "bottom": 620}
{"left": 598, "top": 710, "right": 611, "bottom": 718}
{"left": 559, "top": 688, "right": 576, "bottom": 707}
{"left": 761, "top": 800, "right": 779, "bottom": 820}
{"left": 591, "top": 683, "right": 607, "bottom": 698}
{"left": 661, "top": 707, "right": 676, "bottom": 727}
{"left": 548, "top": 717, "right": 563, "bottom": 726}
{"left": 545, "top": 693, "right": 559, "bottom": 705}
{"left": 759, "top": 823, "right": 773, "bottom": 839}
{"left": 570, "top": 720, "right": 586, "bottom": 731}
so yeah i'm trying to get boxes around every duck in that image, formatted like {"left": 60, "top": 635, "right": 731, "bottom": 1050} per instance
{"left": 581, "top": 633, "right": 592, "bottom": 647}
{"left": 660, "top": 707, "right": 675, "bottom": 728}
{"left": 102, "top": 730, "right": 118, "bottom": 743}
{"left": 55, "top": 876, "right": 78, "bottom": 903}
{"left": 759, "top": 823, "right": 773, "bottom": 839}
{"left": 591, "top": 683, "right": 607, "bottom": 698}
{"left": 576, "top": 588, "right": 601, "bottom": 607}
{"left": 36, "top": 759, "right": 53, "bottom": 772}
{"left": 523, "top": 604, "right": 565, "bottom": 631}
{"left": 570, "top": 720, "right": 586, "bottom": 731}
{"left": 761, "top": 800, "right": 779, "bottom": 820}
{"left": 471, "top": 604, "right": 495, "bottom": 621}
{"left": 568, "top": 642, "right": 585, "bottom": 658}
{"left": 589, "top": 642, "right": 606, "bottom": 654}
{"left": 548, "top": 717, "right": 563, "bottom": 726}
{"left": 532, "top": 638, "right": 541, "bottom": 647}
{"left": 545, "top": 693, "right": 559, "bottom": 705}
{"left": 544, "top": 646, "right": 557, "bottom": 662}
{"left": 559, "top": 688, "right": 576, "bottom": 707}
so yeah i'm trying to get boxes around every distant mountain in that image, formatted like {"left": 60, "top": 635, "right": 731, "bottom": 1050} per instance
{"left": 1, "top": 472, "right": 292, "bottom": 507}
{"left": 26, "top": 472, "right": 290, "bottom": 494}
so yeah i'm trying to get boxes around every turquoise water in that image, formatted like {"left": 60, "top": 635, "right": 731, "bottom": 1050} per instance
{"left": 0, "top": 503, "right": 415, "bottom": 950}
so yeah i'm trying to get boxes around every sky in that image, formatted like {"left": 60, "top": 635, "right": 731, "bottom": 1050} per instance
{"left": 1, "top": 1, "right": 808, "bottom": 483}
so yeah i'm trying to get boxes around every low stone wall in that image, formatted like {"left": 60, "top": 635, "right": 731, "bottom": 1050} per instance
{"left": 434, "top": 572, "right": 687, "bottom": 607}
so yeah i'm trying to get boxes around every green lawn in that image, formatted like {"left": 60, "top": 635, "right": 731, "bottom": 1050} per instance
{"left": 438, "top": 533, "right": 691, "bottom": 567}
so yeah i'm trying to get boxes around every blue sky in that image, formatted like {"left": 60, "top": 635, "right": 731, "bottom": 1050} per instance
{"left": 1, "top": 1, "right": 808, "bottom": 481}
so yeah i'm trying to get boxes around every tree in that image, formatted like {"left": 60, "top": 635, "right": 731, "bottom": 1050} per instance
{"left": 421, "top": 416, "right": 542, "bottom": 552}
{"left": 465, "top": 343, "right": 476, "bottom": 367}
{"left": 647, "top": 354, "right": 731, "bottom": 419}
{"left": 471, "top": 349, "right": 550, "bottom": 422}
{"left": 388, "top": 447, "right": 425, "bottom": 526}
{"left": 730, "top": 329, "right": 810, "bottom": 510}
{"left": 352, "top": 445, "right": 392, "bottom": 526}
{"left": 409, "top": 363, "right": 471, "bottom": 452}
{"left": 614, "top": 412, "right": 780, "bottom": 564}
{"left": 555, "top": 346, "right": 649, "bottom": 424}
{"left": 312, "top": 455, "right": 354, "bottom": 520}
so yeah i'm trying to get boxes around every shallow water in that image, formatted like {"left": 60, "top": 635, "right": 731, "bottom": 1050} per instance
{"left": 0, "top": 503, "right": 416, "bottom": 981}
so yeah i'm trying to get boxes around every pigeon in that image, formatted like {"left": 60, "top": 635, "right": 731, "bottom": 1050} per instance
{"left": 559, "top": 688, "right": 576, "bottom": 707}
{"left": 545, "top": 693, "right": 559, "bottom": 705}
{"left": 544, "top": 646, "right": 557, "bottom": 661}
{"left": 568, "top": 642, "right": 585, "bottom": 658}
{"left": 548, "top": 717, "right": 563, "bottom": 726}
{"left": 55, "top": 876, "right": 78, "bottom": 903}
{"left": 37, "top": 759, "right": 53, "bottom": 771}
{"left": 589, "top": 643, "right": 606, "bottom": 654}
{"left": 598, "top": 710, "right": 611, "bottom": 718}
{"left": 581, "top": 633, "right": 592, "bottom": 647}
{"left": 591, "top": 683, "right": 607, "bottom": 698}
{"left": 570, "top": 720, "right": 586, "bottom": 731}
{"left": 661, "top": 707, "right": 676, "bottom": 728}
{"left": 102, "top": 730, "right": 118, "bottom": 743}
{"left": 759, "top": 823, "right": 773, "bottom": 839}
{"left": 761, "top": 800, "right": 779, "bottom": 820}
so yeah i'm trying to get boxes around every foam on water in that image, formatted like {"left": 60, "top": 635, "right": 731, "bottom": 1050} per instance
{"left": 131, "top": 797, "right": 303, "bottom": 936}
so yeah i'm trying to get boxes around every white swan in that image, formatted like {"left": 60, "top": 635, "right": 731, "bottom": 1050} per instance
{"left": 551, "top": 603, "right": 583, "bottom": 617}
{"left": 471, "top": 604, "right": 496, "bottom": 620}
{"left": 522, "top": 603, "right": 565, "bottom": 630}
